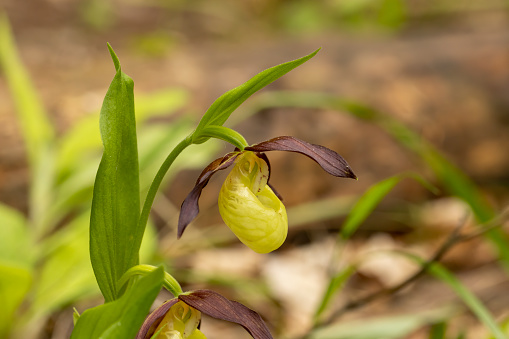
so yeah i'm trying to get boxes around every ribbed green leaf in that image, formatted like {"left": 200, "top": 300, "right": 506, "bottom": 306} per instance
{"left": 71, "top": 266, "right": 163, "bottom": 339}
{"left": 90, "top": 44, "right": 140, "bottom": 302}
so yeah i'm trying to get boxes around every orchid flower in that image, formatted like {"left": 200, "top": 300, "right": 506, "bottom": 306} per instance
{"left": 178, "top": 136, "right": 356, "bottom": 253}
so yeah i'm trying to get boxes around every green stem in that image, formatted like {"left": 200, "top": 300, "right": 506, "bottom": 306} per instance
{"left": 117, "top": 265, "right": 183, "bottom": 297}
{"left": 138, "top": 135, "right": 192, "bottom": 237}
{"left": 195, "top": 125, "right": 248, "bottom": 151}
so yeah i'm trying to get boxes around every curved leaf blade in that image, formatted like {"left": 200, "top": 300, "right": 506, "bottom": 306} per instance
{"left": 71, "top": 266, "right": 164, "bottom": 339}
{"left": 193, "top": 48, "right": 320, "bottom": 141}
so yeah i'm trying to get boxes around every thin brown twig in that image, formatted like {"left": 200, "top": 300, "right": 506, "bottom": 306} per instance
{"left": 304, "top": 207, "right": 509, "bottom": 336}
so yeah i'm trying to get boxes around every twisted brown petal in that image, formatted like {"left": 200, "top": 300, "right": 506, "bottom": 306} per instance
{"left": 136, "top": 299, "right": 179, "bottom": 339}
{"left": 178, "top": 152, "right": 240, "bottom": 238}
{"left": 246, "top": 136, "right": 357, "bottom": 179}
{"left": 180, "top": 290, "right": 273, "bottom": 339}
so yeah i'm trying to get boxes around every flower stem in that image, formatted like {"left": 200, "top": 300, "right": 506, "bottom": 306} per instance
{"left": 138, "top": 135, "right": 193, "bottom": 243}
{"left": 117, "top": 265, "right": 183, "bottom": 297}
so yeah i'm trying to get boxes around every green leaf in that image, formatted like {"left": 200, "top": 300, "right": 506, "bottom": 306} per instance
{"left": 32, "top": 213, "right": 98, "bottom": 320}
{"left": 193, "top": 48, "right": 320, "bottom": 142}
{"left": 398, "top": 252, "right": 507, "bottom": 339}
{"left": 0, "top": 203, "right": 31, "bottom": 266}
{"left": 90, "top": 44, "right": 141, "bottom": 302}
{"left": 0, "top": 263, "right": 32, "bottom": 338}
{"left": 56, "top": 88, "right": 188, "bottom": 178}
{"left": 71, "top": 266, "right": 164, "bottom": 339}
{"left": 0, "top": 13, "right": 54, "bottom": 168}
{"left": 0, "top": 203, "right": 32, "bottom": 338}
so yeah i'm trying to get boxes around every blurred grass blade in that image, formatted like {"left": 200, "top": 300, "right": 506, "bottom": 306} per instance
{"left": 56, "top": 88, "right": 189, "bottom": 177}
{"left": 310, "top": 308, "right": 452, "bottom": 339}
{"left": 341, "top": 173, "right": 437, "bottom": 240}
{"left": 0, "top": 264, "right": 32, "bottom": 338}
{"left": 0, "top": 203, "right": 32, "bottom": 338}
{"left": 398, "top": 252, "right": 507, "bottom": 339}
{"left": 32, "top": 213, "right": 99, "bottom": 321}
{"left": 313, "top": 174, "right": 433, "bottom": 322}
{"left": 0, "top": 13, "right": 54, "bottom": 168}
{"left": 0, "top": 203, "right": 31, "bottom": 265}
{"left": 71, "top": 266, "right": 163, "bottom": 339}
{"left": 90, "top": 44, "right": 141, "bottom": 302}
{"left": 314, "top": 265, "right": 356, "bottom": 322}
{"left": 243, "top": 91, "right": 509, "bottom": 269}
{"left": 341, "top": 175, "right": 402, "bottom": 239}
{"left": 193, "top": 49, "right": 320, "bottom": 142}
{"left": 287, "top": 195, "right": 354, "bottom": 228}
{"left": 429, "top": 321, "right": 447, "bottom": 339}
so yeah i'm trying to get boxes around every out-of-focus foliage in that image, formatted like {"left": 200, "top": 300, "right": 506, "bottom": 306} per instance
{"left": 0, "top": 14, "right": 219, "bottom": 338}
{"left": 1, "top": 0, "right": 509, "bottom": 337}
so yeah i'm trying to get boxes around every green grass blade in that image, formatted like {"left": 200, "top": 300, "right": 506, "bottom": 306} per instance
{"left": 341, "top": 175, "right": 402, "bottom": 239}
{"left": 429, "top": 321, "right": 447, "bottom": 339}
{"left": 90, "top": 44, "right": 140, "bottom": 302}
{"left": 242, "top": 91, "right": 509, "bottom": 269}
{"left": 310, "top": 308, "right": 452, "bottom": 339}
{"left": 341, "top": 173, "right": 437, "bottom": 240}
{"left": 399, "top": 252, "right": 507, "bottom": 339}
{"left": 0, "top": 203, "right": 32, "bottom": 338}
{"left": 71, "top": 266, "right": 163, "bottom": 339}
{"left": 0, "top": 13, "right": 54, "bottom": 168}
{"left": 31, "top": 213, "right": 98, "bottom": 321}
{"left": 314, "top": 265, "right": 356, "bottom": 322}
{"left": 0, "top": 203, "right": 31, "bottom": 265}
{"left": 193, "top": 49, "right": 320, "bottom": 142}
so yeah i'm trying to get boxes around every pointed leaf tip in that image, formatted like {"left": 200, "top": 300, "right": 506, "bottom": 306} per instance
{"left": 107, "top": 42, "right": 121, "bottom": 72}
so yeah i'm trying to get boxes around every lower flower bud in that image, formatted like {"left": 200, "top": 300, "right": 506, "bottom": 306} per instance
{"left": 151, "top": 301, "right": 205, "bottom": 339}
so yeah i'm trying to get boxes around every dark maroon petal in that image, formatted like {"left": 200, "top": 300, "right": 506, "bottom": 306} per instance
{"left": 180, "top": 290, "right": 273, "bottom": 339}
{"left": 255, "top": 153, "right": 283, "bottom": 200}
{"left": 178, "top": 152, "right": 240, "bottom": 238}
{"left": 246, "top": 136, "right": 357, "bottom": 179}
{"left": 136, "top": 298, "right": 179, "bottom": 339}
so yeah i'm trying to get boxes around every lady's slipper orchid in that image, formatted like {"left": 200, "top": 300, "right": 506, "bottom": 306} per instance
{"left": 136, "top": 289, "right": 273, "bottom": 339}
{"left": 178, "top": 136, "right": 356, "bottom": 253}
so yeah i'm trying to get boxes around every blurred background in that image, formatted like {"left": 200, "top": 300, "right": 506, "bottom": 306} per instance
{"left": 1, "top": 0, "right": 509, "bottom": 338}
